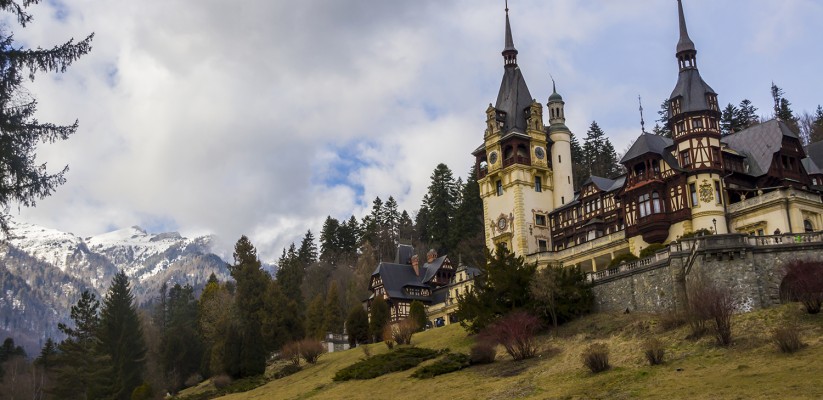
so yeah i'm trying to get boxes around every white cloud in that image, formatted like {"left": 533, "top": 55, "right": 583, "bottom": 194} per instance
{"left": 9, "top": 0, "right": 821, "bottom": 262}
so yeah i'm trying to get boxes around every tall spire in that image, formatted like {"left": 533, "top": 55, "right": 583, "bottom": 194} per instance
{"left": 675, "top": 0, "right": 697, "bottom": 70}
{"left": 502, "top": 1, "right": 518, "bottom": 68}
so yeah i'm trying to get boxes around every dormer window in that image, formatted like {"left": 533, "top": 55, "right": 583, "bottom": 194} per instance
{"left": 671, "top": 98, "right": 682, "bottom": 116}
{"left": 706, "top": 94, "right": 719, "bottom": 111}
{"left": 692, "top": 118, "right": 703, "bottom": 129}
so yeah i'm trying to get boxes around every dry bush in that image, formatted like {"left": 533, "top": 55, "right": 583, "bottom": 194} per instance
{"left": 361, "top": 344, "right": 372, "bottom": 359}
{"left": 280, "top": 341, "right": 301, "bottom": 366}
{"left": 687, "top": 278, "right": 736, "bottom": 346}
{"left": 391, "top": 318, "right": 418, "bottom": 345}
{"left": 582, "top": 343, "right": 610, "bottom": 373}
{"left": 481, "top": 311, "right": 541, "bottom": 361}
{"left": 469, "top": 340, "right": 497, "bottom": 364}
{"left": 212, "top": 374, "right": 232, "bottom": 389}
{"left": 782, "top": 260, "right": 823, "bottom": 314}
{"left": 772, "top": 324, "right": 804, "bottom": 354}
{"left": 686, "top": 282, "right": 710, "bottom": 339}
{"left": 184, "top": 373, "right": 203, "bottom": 388}
{"left": 382, "top": 324, "right": 395, "bottom": 350}
{"left": 643, "top": 338, "right": 665, "bottom": 365}
{"left": 658, "top": 311, "right": 686, "bottom": 331}
{"left": 298, "top": 338, "right": 326, "bottom": 364}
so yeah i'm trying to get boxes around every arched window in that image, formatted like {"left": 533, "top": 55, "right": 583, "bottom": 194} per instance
{"left": 503, "top": 146, "right": 513, "bottom": 160}
{"left": 804, "top": 219, "right": 814, "bottom": 232}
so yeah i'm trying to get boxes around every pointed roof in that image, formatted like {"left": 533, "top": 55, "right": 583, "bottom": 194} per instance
{"left": 620, "top": 132, "right": 674, "bottom": 163}
{"left": 495, "top": 7, "right": 532, "bottom": 134}
{"left": 549, "top": 79, "right": 563, "bottom": 102}
{"left": 676, "top": 0, "right": 696, "bottom": 55}
{"left": 722, "top": 119, "right": 800, "bottom": 177}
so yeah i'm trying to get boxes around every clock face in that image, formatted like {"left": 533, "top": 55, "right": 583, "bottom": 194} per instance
{"left": 534, "top": 146, "right": 545, "bottom": 160}
{"left": 489, "top": 151, "right": 498, "bottom": 165}
{"left": 497, "top": 217, "right": 507, "bottom": 231}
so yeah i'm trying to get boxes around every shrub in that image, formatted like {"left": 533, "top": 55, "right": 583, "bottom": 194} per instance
{"left": 687, "top": 278, "right": 736, "bottom": 346}
{"left": 299, "top": 338, "right": 325, "bottom": 364}
{"left": 772, "top": 324, "right": 804, "bottom": 354}
{"left": 281, "top": 341, "right": 301, "bottom": 366}
{"left": 608, "top": 253, "right": 639, "bottom": 268}
{"left": 643, "top": 338, "right": 665, "bottom": 365}
{"left": 658, "top": 311, "right": 686, "bottom": 331}
{"left": 212, "top": 374, "right": 232, "bottom": 389}
{"left": 469, "top": 341, "right": 497, "bottom": 364}
{"left": 582, "top": 343, "right": 610, "bottom": 373}
{"left": 681, "top": 228, "right": 713, "bottom": 239}
{"left": 391, "top": 319, "right": 418, "bottom": 345}
{"left": 184, "top": 374, "right": 204, "bottom": 388}
{"left": 412, "top": 352, "right": 471, "bottom": 379}
{"left": 639, "top": 243, "right": 667, "bottom": 258}
{"left": 409, "top": 301, "right": 428, "bottom": 332}
{"left": 130, "top": 384, "right": 152, "bottom": 400}
{"left": 482, "top": 311, "right": 541, "bottom": 361}
{"left": 361, "top": 344, "right": 372, "bottom": 359}
{"left": 333, "top": 347, "right": 441, "bottom": 381}
{"left": 273, "top": 363, "right": 302, "bottom": 379}
{"left": 382, "top": 324, "right": 395, "bottom": 350}
{"left": 781, "top": 260, "right": 823, "bottom": 314}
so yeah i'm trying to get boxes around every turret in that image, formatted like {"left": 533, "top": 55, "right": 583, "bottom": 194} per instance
{"left": 548, "top": 81, "right": 574, "bottom": 207}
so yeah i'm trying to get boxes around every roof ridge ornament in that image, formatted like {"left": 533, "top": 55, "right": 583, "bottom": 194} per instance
{"left": 639, "top": 95, "right": 647, "bottom": 134}
{"left": 502, "top": 0, "right": 518, "bottom": 68}
{"left": 676, "top": 0, "right": 698, "bottom": 70}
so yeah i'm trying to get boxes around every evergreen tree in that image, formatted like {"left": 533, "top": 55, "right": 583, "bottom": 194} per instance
{"left": 408, "top": 301, "right": 427, "bottom": 332}
{"left": 345, "top": 306, "right": 369, "bottom": 346}
{"left": 383, "top": 196, "right": 401, "bottom": 260}
{"left": 339, "top": 215, "right": 360, "bottom": 255}
{"left": 421, "top": 163, "right": 459, "bottom": 252}
{"left": 415, "top": 202, "right": 430, "bottom": 247}
{"left": 324, "top": 281, "right": 344, "bottom": 334}
{"left": 398, "top": 210, "right": 415, "bottom": 244}
{"left": 451, "top": 166, "right": 485, "bottom": 269}
{"left": 276, "top": 243, "right": 304, "bottom": 307}
{"left": 529, "top": 265, "right": 594, "bottom": 328}
{"left": 655, "top": 98, "right": 672, "bottom": 138}
{"left": 52, "top": 291, "right": 112, "bottom": 399}
{"left": 99, "top": 271, "right": 146, "bottom": 399}
{"left": 160, "top": 284, "right": 202, "bottom": 393}
{"left": 368, "top": 297, "right": 390, "bottom": 342}
{"left": 583, "top": 121, "right": 620, "bottom": 178}
{"left": 771, "top": 82, "right": 799, "bottom": 131}
{"left": 304, "top": 294, "right": 326, "bottom": 339}
{"left": 737, "top": 99, "right": 759, "bottom": 129}
{"left": 570, "top": 132, "right": 589, "bottom": 190}
{"left": 230, "top": 236, "right": 268, "bottom": 377}
{"left": 261, "top": 280, "right": 302, "bottom": 352}
{"left": 319, "top": 216, "right": 340, "bottom": 263}
{"left": 35, "top": 338, "right": 58, "bottom": 397}
{"left": 720, "top": 103, "right": 741, "bottom": 136}
{"left": 810, "top": 105, "right": 823, "bottom": 144}
{"left": 298, "top": 230, "right": 318, "bottom": 266}
{"left": 0, "top": 0, "right": 94, "bottom": 232}
{"left": 456, "top": 244, "right": 537, "bottom": 333}
{"left": 198, "top": 278, "right": 234, "bottom": 376}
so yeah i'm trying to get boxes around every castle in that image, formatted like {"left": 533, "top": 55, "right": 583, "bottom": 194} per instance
{"left": 367, "top": 1, "right": 823, "bottom": 325}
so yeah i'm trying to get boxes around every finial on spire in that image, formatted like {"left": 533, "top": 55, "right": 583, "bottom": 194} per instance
{"left": 639, "top": 95, "right": 647, "bottom": 134}
{"left": 502, "top": 1, "right": 518, "bottom": 67}
{"left": 675, "top": 0, "right": 697, "bottom": 70}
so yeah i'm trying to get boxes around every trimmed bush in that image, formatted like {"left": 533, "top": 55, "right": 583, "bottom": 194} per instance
{"left": 412, "top": 352, "right": 471, "bottom": 379}
{"left": 639, "top": 243, "right": 666, "bottom": 258}
{"left": 773, "top": 325, "right": 804, "bottom": 354}
{"left": 608, "top": 253, "right": 639, "bottom": 268}
{"left": 333, "top": 347, "right": 441, "bottom": 381}
{"left": 273, "top": 364, "right": 302, "bottom": 379}
{"left": 298, "top": 338, "right": 325, "bottom": 364}
{"left": 469, "top": 341, "right": 497, "bottom": 364}
{"left": 482, "top": 311, "right": 541, "bottom": 361}
{"left": 582, "top": 343, "right": 610, "bottom": 373}
{"left": 643, "top": 338, "right": 665, "bottom": 365}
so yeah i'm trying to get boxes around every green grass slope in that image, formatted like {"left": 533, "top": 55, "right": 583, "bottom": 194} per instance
{"left": 212, "top": 304, "right": 823, "bottom": 400}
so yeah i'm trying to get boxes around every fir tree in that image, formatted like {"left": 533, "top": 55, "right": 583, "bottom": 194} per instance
{"left": 298, "top": 230, "right": 318, "bottom": 266}
{"left": 160, "top": 284, "right": 202, "bottom": 393}
{"left": 737, "top": 99, "right": 759, "bottom": 129}
{"left": 451, "top": 166, "right": 485, "bottom": 269}
{"left": 720, "top": 103, "right": 741, "bottom": 136}
{"left": 261, "top": 280, "right": 302, "bottom": 352}
{"left": 421, "top": 163, "right": 459, "bottom": 252}
{"left": 99, "top": 271, "right": 146, "bottom": 399}
{"left": 324, "top": 282, "right": 344, "bottom": 334}
{"left": 0, "top": 0, "right": 94, "bottom": 232}
{"left": 570, "top": 132, "right": 589, "bottom": 190}
{"left": 345, "top": 306, "right": 369, "bottom": 346}
{"left": 304, "top": 294, "right": 326, "bottom": 339}
{"left": 771, "top": 83, "right": 799, "bottom": 131}
{"left": 230, "top": 236, "right": 268, "bottom": 377}
{"left": 583, "top": 121, "right": 620, "bottom": 179}
{"left": 455, "top": 244, "right": 537, "bottom": 333}
{"left": 811, "top": 105, "right": 823, "bottom": 144}
{"left": 409, "top": 301, "right": 427, "bottom": 332}
{"left": 276, "top": 243, "right": 304, "bottom": 307}
{"left": 319, "top": 216, "right": 340, "bottom": 263}
{"left": 655, "top": 98, "right": 673, "bottom": 138}
{"left": 398, "top": 210, "right": 415, "bottom": 244}
{"left": 383, "top": 196, "right": 401, "bottom": 260}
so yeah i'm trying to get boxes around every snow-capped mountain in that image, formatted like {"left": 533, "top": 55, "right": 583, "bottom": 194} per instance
{"left": 0, "top": 220, "right": 232, "bottom": 354}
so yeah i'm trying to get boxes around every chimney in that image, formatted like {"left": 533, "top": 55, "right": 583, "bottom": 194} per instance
{"left": 427, "top": 249, "right": 438, "bottom": 263}
{"left": 411, "top": 255, "right": 419, "bottom": 276}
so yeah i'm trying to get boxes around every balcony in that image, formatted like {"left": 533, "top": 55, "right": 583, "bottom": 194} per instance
{"left": 502, "top": 155, "right": 531, "bottom": 168}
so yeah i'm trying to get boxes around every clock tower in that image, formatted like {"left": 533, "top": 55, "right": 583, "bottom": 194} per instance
{"left": 473, "top": 6, "right": 571, "bottom": 256}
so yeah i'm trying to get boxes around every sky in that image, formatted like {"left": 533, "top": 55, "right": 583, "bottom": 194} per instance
{"left": 9, "top": 0, "right": 823, "bottom": 262}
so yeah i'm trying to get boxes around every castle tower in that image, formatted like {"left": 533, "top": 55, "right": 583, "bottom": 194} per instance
{"left": 473, "top": 6, "right": 555, "bottom": 256}
{"left": 548, "top": 82, "right": 574, "bottom": 209}
{"left": 667, "top": 0, "right": 727, "bottom": 234}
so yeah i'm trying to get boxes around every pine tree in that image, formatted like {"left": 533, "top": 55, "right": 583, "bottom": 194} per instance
{"left": 324, "top": 282, "right": 344, "bottom": 334}
{"left": 52, "top": 291, "right": 112, "bottom": 399}
{"left": 451, "top": 166, "right": 485, "bottom": 268}
{"left": 811, "top": 105, "right": 823, "bottom": 144}
{"left": 455, "top": 244, "right": 537, "bottom": 333}
{"left": 345, "top": 306, "right": 369, "bottom": 346}
{"left": 737, "top": 99, "right": 759, "bottom": 129}
{"left": 230, "top": 236, "right": 268, "bottom": 377}
{"left": 0, "top": 1, "right": 94, "bottom": 232}
{"left": 421, "top": 163, "right": 459, "bottom": 252}
{"left": 319, "top": 216, "right": 340, "bottom": 263}
{"left": 720, "top": 103, "right": 741, "bottom": 135}
{"left": 383, "top": 196, "right": 401, "bottom": 260}
{"left": 398, "top": 210, "right": 415, "bottom": 244}
{"left": 655, "top": 98, "right": 673, "bottom": 138}
{"left": 409, "top": 301, "right": 427, "bottom": 332}
{"left": 99, "top": 271, "right": 146, "bottom": 399}
{"left": 570, "top": 132, "right": 589, "bottom": 189}
{"left": 298, "top": 230, "right": 318, "bottom": 266}
{"left": 160, "top": 284, "right": 202, "bottom": 392}
{"left": 198, "top": 278, "right": 234, "bottom": 376}
{"left": 771, "top": 83, "right": 799, "bottom": 131}
{"left": 583, "top": 121, "right": 620, "bottom": 178}
{"left": 276, "top": 243, "right": 305, "bottom": 306}
{"left": 304, "top": 294, "right": 326, "bottom": 339}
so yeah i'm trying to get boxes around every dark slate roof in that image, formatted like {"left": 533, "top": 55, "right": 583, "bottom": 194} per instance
{"left": 806, "top": 140, "right": 823, "bottom": 169}
{"left": 607, "top": 175, "right": 626, "bottom": 192}
{"left": 620, "top": 133, "right": 674, "bottom": 163}
{"left": 722, "top": 119, "right": 798, "bottom": 177}
{"left": 676, "top": 0, "right": 696, "bottom": 54}
{"left": 421, "top": 255, "right": 447, "bottom": 284}
{"left": 668, "top": 68, "right": 716, "bottom": 114}
{"left": 495, "top": 67, "right": 533, "bottom": 134}
{"left": 802, "top": 157, "right": 822, "bottom": 175}
{"left": 371, "top": 262, "right": 424, "bottom": 301}
{"left": 588, "top": 176, "right": 617, "bottom": 192}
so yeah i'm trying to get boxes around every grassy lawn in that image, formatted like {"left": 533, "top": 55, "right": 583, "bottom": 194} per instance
{"left": 198, "top": 303, "right": 823, "bottom": 399}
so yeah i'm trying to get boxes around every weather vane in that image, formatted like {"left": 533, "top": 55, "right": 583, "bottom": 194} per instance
{"left": 639, "top": 95, "right": 646, "bottom": 134}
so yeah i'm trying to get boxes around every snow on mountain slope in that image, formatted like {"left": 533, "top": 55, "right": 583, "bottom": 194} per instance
{"left": 4, "top": 221, "right": 84, "bottom": 273}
